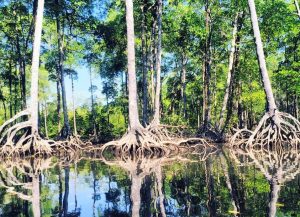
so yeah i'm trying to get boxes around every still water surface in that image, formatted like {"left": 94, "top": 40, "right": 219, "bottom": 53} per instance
{"left": 0, "top": 148, "right": 299, "bottom": 217}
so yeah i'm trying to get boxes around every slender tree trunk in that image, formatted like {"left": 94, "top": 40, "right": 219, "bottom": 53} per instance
{"left": 149, "top": 22, "right": 156, "bottom": 114}
{"left": 56, "top": 79, "right": 61, "bottom": 134}
{"left": 125, "top": 0, "right": 141, "bottom": 129}
{"left": 44, "top": 102, "right": 48, "bottom": 138}
{"left": 153, "top": 0, "right": 162, "bottom": 124}
{"left": 219, "top": 12, "right": 240, "bottom": 130}
{"left": 248, "top": 0, "right": 277, "bottom": 115}
{"left": 9, "top": 61, "right": 12, "bottom": 118}
{"left": 71, "top": 75, "right": 77, "bottom": 135}
{"left": 202, "top": 0, "right": 212, "bottom": 131}
{"left": 30, "top": 0, "right": 44, "bottom": 135}
{"left": 56, "top": 0, "right": 71, "bottom": 137}
{"left": 142, "top": 2, "right": 148, "bottom": 126}
{"left": 16, "top": 36, "right": 27, "bottom": 109}
{"left": 181, "top": 55, "right": 187, "bottom": 119}
{"left": 295, "top": 0, "right": 300, "bottom": 18}
{"left": 89, "top": 66, "right": 97, "bottom": 137}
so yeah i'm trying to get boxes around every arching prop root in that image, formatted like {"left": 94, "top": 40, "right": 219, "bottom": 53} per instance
{"left": 229, "top": 111, "right": 300, "bottom": 148}
{"left": 90, "top": 124, "right": 213, "bottom": 158}
{"left": 94, "top": 127, "right": 175, "bottom": 158}
{"left": 0, "top": 110, "right": 58, "bottom": 156}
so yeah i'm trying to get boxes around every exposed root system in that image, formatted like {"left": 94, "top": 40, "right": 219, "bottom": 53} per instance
{"left": 0, "top": 110, "right": 58, "bottom": 156}
{"left": 229, "top": 111, "right": 300, "bottom": 148}
{"left": 0, "top": 110, "right": 90, "bottom": 156}
{"left": 95, "top": 124, "right": 212, "bottom": 157}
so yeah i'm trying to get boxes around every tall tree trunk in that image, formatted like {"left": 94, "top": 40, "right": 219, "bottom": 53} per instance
{"left": 44, "top": 102, "right": 48, "bottom": 138}
{"left": 30, "top": 0, "right": 44, "bottom": 135}
{"left": 71, "top": 75, "right": 77, "bottom": 135}
{"left": 56, "top": 0, "right": 71, "bottom": 137}
{"left": 219, "top": 12, "right": 241, "bottom": 130}
{"left": 181, "top": 55, "right": 187, "bottom": 119}
{"left": 142, "top": 1, "right": 148, "bottom": 126}
{"left": 125, "top": 0, "right": 141, "bottom": 129}
{"left": 248, "top": 0, "right": 277, "bottom": 115}
{"left": 9, "top": 61, "right": 13, "bottom": 118}
{"left": 16, "top": 36, "right": 27, "bottom": 109}
{"left": 295, "top": 0, "right": 300, "bottom": 18}
{"left": 153, "top": 0, "right": 162, "bottom": 124}
{"left": 56, "top": 79, "right": 61, "bottom": 134}
{"left": 202, "top": 0, "right": 212, "bottom": 131}
{"left": 149, "top": 21, "right": 156, "bottom": 114}
{"left": 89, "top": 66, "right": 97, "bottom": 137}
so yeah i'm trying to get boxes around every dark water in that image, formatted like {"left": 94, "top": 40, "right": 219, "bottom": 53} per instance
{"left": 0, "top": 148, "right": 300, "bottom": 217}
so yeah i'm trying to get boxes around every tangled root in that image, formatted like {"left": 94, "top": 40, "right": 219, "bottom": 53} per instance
{"left": 230, "top": 111, "right": 300, "bottom": 148}
{"left": 98, "top": 127, "right": 173, "bottom": 157}
{"left": 54, "top": 135, "right": 92, "bottom": 154}
{"left": 0, "top": 110, "right": 58, "bottom": 156}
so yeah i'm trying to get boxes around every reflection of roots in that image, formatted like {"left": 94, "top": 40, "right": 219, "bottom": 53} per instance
{"left": 230, "top": 112, "right": 300, "bottom": 148}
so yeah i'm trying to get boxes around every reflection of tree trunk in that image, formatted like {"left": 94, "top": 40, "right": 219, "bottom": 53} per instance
{"left": 32, "top": 175, "right": 41, "bottom": 217}
{"left": 63, "top": 167, "right": 70, "bottom": 217}
{"left": 131, "top": 175, "right": 142, "bottom": 217}
{"left": 156, "top": 167, "right": 166, "bottom": 217}
{"left": 58, "top": 169, "right": 63, "bottom": 217}
{"left": 205, "top": 158, "right": 216, "bottom": 217}
{"left": 141, "top": 175, "right": 152, "bottom": 217}
{"left": 268, "top": 179, "right": 280, "bottom": 217}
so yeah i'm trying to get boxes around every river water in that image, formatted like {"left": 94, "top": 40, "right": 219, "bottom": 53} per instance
{"left": 0, "top": 148, "right": 299, "bottom": 217}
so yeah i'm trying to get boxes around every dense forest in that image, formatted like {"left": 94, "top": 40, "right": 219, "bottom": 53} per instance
{"left": 0, "top": 0, "right": 299, "bottom": 155}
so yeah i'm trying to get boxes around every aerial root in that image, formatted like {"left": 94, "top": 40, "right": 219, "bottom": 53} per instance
{"left": 229, "top": 111, "right": 300, "bottom": 148}
{"left": 97, "top": 127, "right": 177, "bottom": 157}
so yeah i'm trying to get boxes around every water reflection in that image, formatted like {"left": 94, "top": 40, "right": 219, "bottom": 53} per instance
{"left": 0, "top": 147, "right": 299, "bottom": 216}
{"left": 229, "top": 147, "right": 300, "bottom": 217}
